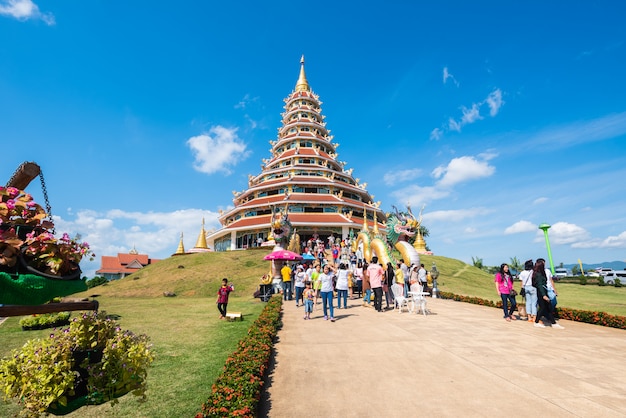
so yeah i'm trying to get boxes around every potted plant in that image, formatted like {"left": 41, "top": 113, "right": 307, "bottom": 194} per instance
{"left": 0, "top": 185, "right": 94, "bottom": 279}
{"left": 0, "top": 311, "right": 155, "bottom": 416}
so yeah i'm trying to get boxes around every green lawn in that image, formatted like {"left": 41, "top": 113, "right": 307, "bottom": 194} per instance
{"left": 2, "top": 251, "right": 625, "bottom": 417}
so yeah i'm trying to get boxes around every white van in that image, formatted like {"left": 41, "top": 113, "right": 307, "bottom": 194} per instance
{"left": 554, "top": 268, "right": 568, "bottom": 279}
{"left": 604, "top": 271, "right": 626, "bottom": 285}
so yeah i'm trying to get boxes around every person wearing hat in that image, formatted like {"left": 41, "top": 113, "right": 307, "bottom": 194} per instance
{"left": 294, "top": 264, "right": 307, "bottom": 307}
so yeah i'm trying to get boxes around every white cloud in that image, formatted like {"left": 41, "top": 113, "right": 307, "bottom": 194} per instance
{"left": 598, "top": 231, "right": 626, "bottom": 248}
{"left": 187, "top": 125, "right": 250, "bottom": 175}
{"left": 504, "top": 220, "right": 537, "bottom": 234}
{"left": 0, "top": 0, "right": 54, "bottom": 24}
{"left": 448, "top": 118, "right": 462, "bottom": 132}
{"left": 546, "top": 222, "right": 590, "bottom": 245}
{"left": 434, "top": 88, "right": 504, "bottom": 135}
{"left": 485, "top": 88, "right": 504, "bottom": 116}
{"left": 461, "top": 103, "right": 483, "bottom": 125}
{"left": 574, "top": 231, "right": 626, "bottom": 249}
{"left": 425, "top": 207, "right": 493, "bottom": 223}
{"left": 53, "top": 208, "right": 221, "bottom": 278}
{"left": 383, "top": 168, "right": 422, "bottom": 185}
{"left": 430, "top": 128, "right": 443, "bottom": 141}
{"left": 234, "top": 93, "right": 259, "bottom": 110}
{"left": 432, "top": 156, "right": 496, "bottom": 187}
{"left": 443, "top": 67, "right": 459, "bottom": 86}
{"left": 390, "top": 184, "right": 450, "bottom": 207}
{"left": 533, "top": 197, "right": 548, "bottom": 205}
{"left": 525, "top": 111, "right": 626, "bottom": 150}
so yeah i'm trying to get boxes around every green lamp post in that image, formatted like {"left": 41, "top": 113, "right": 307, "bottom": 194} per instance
{"left": 538, "top": 223, "right": 555, "bottom": 275}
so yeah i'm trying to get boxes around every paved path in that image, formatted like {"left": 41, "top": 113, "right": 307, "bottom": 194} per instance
{"left": 261, "top": 295, "right": 626, "bottom": 417}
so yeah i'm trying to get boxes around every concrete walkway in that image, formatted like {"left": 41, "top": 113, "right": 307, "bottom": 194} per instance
{"left": 261, "top": 295, "right": 626, "bottom": 417}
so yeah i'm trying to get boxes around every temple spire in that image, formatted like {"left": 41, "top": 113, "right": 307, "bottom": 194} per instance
{"left": 175, "top": 232, "right": 185, "bottom": 255}
{"left": 362, "top": 208, "right": 368, "bottom": 231}
{"left": 295, "top": 55, "right": 310, "bottom": 92}
{"left": 194, "top": 218, "right": 209, "bottom": 249}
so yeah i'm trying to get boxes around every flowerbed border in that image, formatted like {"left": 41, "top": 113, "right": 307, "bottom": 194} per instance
{"left": 197, "top": 295, "right": 283, "bottom": 418}
{"left": 438, "top": 291, "right": 626, "bottom": 330}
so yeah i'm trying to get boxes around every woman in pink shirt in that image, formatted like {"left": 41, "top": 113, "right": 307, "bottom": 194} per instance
{"left": 494, "top": 263, "right": 517, "bottom": 321}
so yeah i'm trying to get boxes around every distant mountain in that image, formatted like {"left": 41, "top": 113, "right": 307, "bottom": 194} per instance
{"left": 563, "top": 261, "right": 626, "bottom": 272}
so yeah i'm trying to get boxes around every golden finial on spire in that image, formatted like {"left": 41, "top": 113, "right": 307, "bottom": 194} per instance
{"left": 372, "top": 212, "right": 379, "bottom": 235}
{"left": 174, "top": 232, "right": 185, "bottom": 255}
{"left": 295, "top": 55, "right": 310, "bottom": 92}
{"left": 194, "top": 218, "right": 209, "bottom": 249}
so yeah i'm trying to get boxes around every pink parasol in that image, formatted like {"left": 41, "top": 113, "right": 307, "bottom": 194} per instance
{"left": 263, "top": 249, "right": 303, "bottom": 261}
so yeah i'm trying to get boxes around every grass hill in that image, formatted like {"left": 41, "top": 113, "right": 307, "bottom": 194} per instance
{"left": 77, "top": 250, "right": 497, "bottom": 302}
{"left": 78, "top": 248, "right": 272, "bottom": 299}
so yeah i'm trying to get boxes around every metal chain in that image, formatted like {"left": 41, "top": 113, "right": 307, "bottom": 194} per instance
{"left": 5, "top": 163, "right": 22, "bottom": 187}
{"left": 38, "top": 170, "right": 55, "bottom": 233}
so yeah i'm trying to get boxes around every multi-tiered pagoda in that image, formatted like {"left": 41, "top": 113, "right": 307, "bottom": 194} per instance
{"left": 207, "top": 57, "right": 386, "bottom": 251}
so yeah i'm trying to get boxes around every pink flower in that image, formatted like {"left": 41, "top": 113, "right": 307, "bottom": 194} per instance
{"left": 6, "top": 199, "right": 15, "bottom": 210}
{"left": 6, "top": 187, "right": 19, "bottom": 198}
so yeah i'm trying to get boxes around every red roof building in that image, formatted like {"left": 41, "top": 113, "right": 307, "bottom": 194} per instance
{"left": 95, "top": 248, "right": 160, "bottom": 280}
{"left": 207, "top": 57, "right": 386, "bottom": 251}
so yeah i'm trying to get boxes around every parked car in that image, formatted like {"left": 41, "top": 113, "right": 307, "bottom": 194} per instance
{"left": 597, "top": 268, "right": 614, "bottom": 276}
{"left": 604, "top": 271, "right": 626, "bottom": 285}
{"left": 554, "top": 268, "right": 568, "bottom": 279}
{"left": 585, "top": 271, "right": 600, "bottom": 277}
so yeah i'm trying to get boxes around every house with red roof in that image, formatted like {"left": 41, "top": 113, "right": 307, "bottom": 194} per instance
{"left": 95, "top": 247, "right": 159, "bottom": 281}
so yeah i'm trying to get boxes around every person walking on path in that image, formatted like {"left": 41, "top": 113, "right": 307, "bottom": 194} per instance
{"left": 335, "top": 263, "right": 350, "bottom": 309}
{"left": 368, "top": 257, "right": 385, "bottom": 312}
{"left": 418, "top": 263, "right": 430, "bottom": 295}
{"left": 311, "top": 264, "right": 322, "bottom": 309}
{"left": 362, "top": 262, "right": 372, "bottom": 307}
{"left": 216, "top": 278, "right": 234, "bottom": 319}
{"left": 302, "top": 281, "right": 315, "bottom": 320}
{"left": 384, "top": 262, "right": 395, "bottom": 310}
{"left": 494, "top": 263, "right": 517, "bottom": 322}
{"left": 320, "top": 264, "right": 337, "bottom": 321}
{"left": 294, "top": 265, "right": 307, "bottom": 307}
{"left": 519, "top": 259, "right": 537, "bottom": 322}
{"left": 281, "top": 262, "right": 293, "bottom": 301}
{"left": 533, "top": 259, "right": 564, "bottom": 329}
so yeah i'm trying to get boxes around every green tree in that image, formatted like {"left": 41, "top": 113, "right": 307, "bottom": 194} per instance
{"left": 471, "top": 256, "right": 483, "bottom": 269}
{"left": 571, "top": 265, "right": 580, "bottom": 276}
{"left": 509, "top": 257, "right": 522, "bottom": 273}
{"left": 87, "top": 276, "right": 107, "bottom": 289}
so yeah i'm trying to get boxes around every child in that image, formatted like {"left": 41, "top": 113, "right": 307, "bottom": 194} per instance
{"left": 216, "top": 278, "right": 234, "bottom": 319}
{"left": 303, "top": 281, "right": 315, "bottom": 320}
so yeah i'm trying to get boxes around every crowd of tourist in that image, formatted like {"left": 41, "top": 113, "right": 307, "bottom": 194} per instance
{"left": 264, "top": 234, "right": 436, "bottom": 322}
{"left": 495, "top": 258, "right": 564, "bottom": 329}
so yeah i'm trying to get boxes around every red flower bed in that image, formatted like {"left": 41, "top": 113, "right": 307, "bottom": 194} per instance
{"left": 196, "top": 296, "right": 282, "bottom": 417}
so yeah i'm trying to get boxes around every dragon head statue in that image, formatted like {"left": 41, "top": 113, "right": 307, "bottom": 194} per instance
{"left": 269, "top": 205, "right": 292, "bottom": 248}
{"left": 386, "top": 205, "right": 421, "bottom": 245}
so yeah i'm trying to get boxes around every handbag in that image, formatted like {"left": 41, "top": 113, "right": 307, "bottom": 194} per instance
{"left": 520, "top": 287, "right": 526, "bottom": 297}
{"left": 509, "top": 288, "right": 517, "bottom": 297}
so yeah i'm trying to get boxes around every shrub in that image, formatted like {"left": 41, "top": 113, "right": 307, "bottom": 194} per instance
{"left": 19, "top": 312, "right": 71, "bottom": 330}
{"left": 438, "top": 291, "right": 626, "bottom": 330}
{"left": 580, "top": 276, "right": 587, "bottom": 285}
{"left": 615, "top": 278, "right": 622, "bottom": 288}
{"left": 197, "top": 296, "right": 282, "bottom": 418}
{"left": 0, "top": 311, "right": 155, "bottom": 416}
{"left": 598, "top": 276, "right": 606, "bottom": 286}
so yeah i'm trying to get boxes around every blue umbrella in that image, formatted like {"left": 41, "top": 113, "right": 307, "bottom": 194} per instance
{"left": 302, "top": 253, "right": 316, "bottom": 260}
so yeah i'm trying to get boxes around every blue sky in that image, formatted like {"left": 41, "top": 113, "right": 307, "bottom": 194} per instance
{"left": 2, "top": 1, "right": 625, "bottom": 277}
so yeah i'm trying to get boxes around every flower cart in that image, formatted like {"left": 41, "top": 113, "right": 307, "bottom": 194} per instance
{"left": 0, "top": 162, "right": 98, "bottom": 317}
